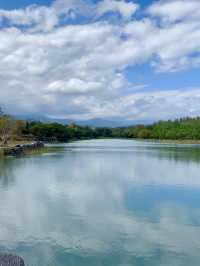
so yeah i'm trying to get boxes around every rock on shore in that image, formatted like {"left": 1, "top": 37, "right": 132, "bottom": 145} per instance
{"left": 3, "top": 141, "right": 44, "bottom": 156}
{"left": 0, "top": 254, "right": 25, "bottom": 266}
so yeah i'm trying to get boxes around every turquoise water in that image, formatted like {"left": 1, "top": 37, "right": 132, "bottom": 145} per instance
{"left": 1, "top": 139, "right": 200, "bottom": 265}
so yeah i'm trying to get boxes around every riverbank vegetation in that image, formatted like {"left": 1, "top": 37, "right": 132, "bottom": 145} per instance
{"left": 113, "top": 117, "right": 200, "bottom": 140}
{"left": 1, "top": 107, "right": 200, "bottom": 146}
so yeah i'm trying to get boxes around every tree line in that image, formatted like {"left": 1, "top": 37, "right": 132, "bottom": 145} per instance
{"left": 0, "top": 108, "right": 113, "bottom": 145}
{"left": 1, "top": 108, "right": 200, "bottom": 146}
{"left": 113, "top": 117, "right": 200, "bottom": 140}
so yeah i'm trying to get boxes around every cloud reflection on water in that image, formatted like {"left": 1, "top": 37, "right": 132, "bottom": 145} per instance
{"left": 0, "top": 140, "right": 200, "bottom": 265}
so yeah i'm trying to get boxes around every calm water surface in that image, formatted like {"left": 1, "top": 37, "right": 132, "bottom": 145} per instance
{"left": 1, "top": 139, "right": 200, "bottom": 265}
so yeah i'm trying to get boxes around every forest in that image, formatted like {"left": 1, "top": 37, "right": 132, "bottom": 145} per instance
{"left": 1, "top": 107, "right": 200, "bottom": 145}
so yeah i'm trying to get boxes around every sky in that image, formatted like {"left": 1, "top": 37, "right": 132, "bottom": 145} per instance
{"left": 0, "top": 0, "right": 200, "bottom": 123}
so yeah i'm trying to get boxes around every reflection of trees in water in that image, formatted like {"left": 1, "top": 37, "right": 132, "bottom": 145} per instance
{"left": 0, "top": 158, "right": 16, "bottom": 187}
{"left": 156, "top": 149, "right": 200, "bottom": 163}
{"left": 136, "top": 146, "right": 200, "bottom": 163}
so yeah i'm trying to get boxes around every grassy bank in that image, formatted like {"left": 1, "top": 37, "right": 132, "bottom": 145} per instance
{"left": 1, "top": 141, "right": 44, "bottom": 157}
{"left": 140, "top": 139, "right": 200, "bottom": 145}
{"left": 0, "top": 141, "right": 66, "bottom": 158}
{"left": 24, "top": 145, "right": 65, "bottom": 156}
{"left": 2, "top": 140, "right": 33, "bottom": 148}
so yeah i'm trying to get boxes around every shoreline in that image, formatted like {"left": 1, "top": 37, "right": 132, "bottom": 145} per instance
{"left": 96, "top": 137, "right": 200, "bottom": 145}
{"left": 2, "top": 138, "right": 200, "bottom": 158}
{"left": 135, "top": 138, "right": 200, "bottom": 145}
{"left": 1, "top": 141, "right": 44, "bottom": 157}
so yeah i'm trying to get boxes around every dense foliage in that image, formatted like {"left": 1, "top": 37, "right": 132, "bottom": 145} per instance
{"left": 112, "top": 117, "right": 200, "bottom": 140}
{"left": 0, "top": 110, "right": 113, "bottom": 145}
{"left": 1, "top": 107, "right": 200, "bottom": 145}
{"left": 14, "top": 117, "right": 200, "bottom": 141}
{"left": 24, "top": 122, "right": 112, "bottom": 141}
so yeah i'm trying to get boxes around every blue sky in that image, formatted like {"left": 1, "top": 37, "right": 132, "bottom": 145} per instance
{"left": 0, "top": 0, "right": 153, "bottom": 9}
{"left": 0, "top": 0, "right": 200, "bottom": 123}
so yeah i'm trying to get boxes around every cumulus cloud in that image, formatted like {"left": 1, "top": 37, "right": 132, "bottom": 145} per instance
{"left": 147, "top": 0, "right": 200, "bottom": 24}
{"left": 0, "top": 0, "right": 200, "bottom": 121}
{"left": 96, "top": 0, "right": 139, "bottom": 20}
{"left": 47, "top": 79, "right": 102, "bottom": 94}
{"left": 0, "top": 5, "right": 59, "bottom": 32}
{"left": 0, "top": 0, "right": 94, "bottom": 32}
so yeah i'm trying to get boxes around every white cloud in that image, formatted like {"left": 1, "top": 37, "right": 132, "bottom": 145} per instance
{"left": 0, "top": 5, "right": 59, "bottom": 32}
{"left": 147, "top": 0, "right": 200, "bottom": 24}
{"left": 47, "top": 79, "right": 102, "bottom": 93}
{"left": 96, "top": 0, "right": 139, "bottom": 20}
{"left": 0, "top": 0, "right": 94, "bottom": 32}
{"left": 119, "top": 88, "right": 200, "bottom": 120}
{"left": 0, "top": 0, "right": 200, "bottom": 121}
{"left": 0, "top": 0, "right": 139, "bottom": 32}
{"left": 52, "top": 0, "right": 93, "bottom": 18}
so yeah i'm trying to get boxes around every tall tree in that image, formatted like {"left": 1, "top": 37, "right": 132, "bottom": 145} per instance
{"left": 0, "top": 115, "right": 14, "bottom": 146}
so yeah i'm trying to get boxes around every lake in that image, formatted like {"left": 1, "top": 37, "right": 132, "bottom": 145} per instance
{"left": 1, "top": 139, "right": 200, "bottom": 266}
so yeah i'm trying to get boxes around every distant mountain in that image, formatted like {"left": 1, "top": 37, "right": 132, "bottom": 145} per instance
{"left": 15, "top": 115, "right": 153, "bottom": 128}
{"left": 74, "top": 118, "right": 126, "bottom": 128}
{"left": 76, "top": 118, "right": 154, "bottom": 127}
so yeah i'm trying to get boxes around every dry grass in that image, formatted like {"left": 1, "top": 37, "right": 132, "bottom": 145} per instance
{"left": 0, "top": 140, "right": 33, "bottom": 148}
